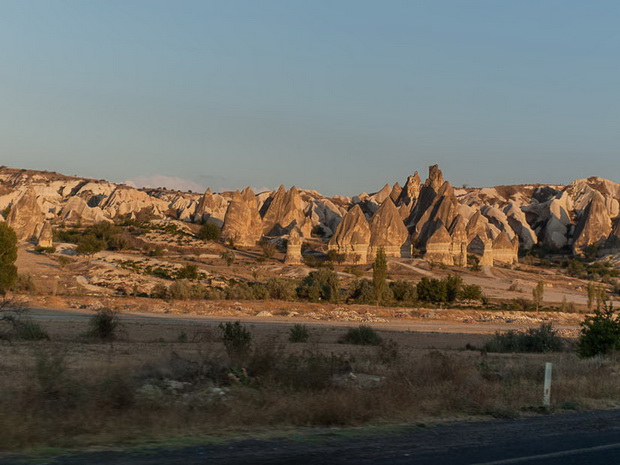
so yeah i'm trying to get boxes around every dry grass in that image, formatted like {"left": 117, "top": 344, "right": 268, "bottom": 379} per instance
{"left": 1, "top": 331, "right": 619, "bottom": 452}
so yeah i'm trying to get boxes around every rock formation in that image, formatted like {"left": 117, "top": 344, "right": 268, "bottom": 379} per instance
{"left": 424, "top": 224, "right": 454, "bottom": 265}
{"left": 492, "top": 231, "right": 518, "bottom": 265}
{"left": 368, "top": 198, "right": 410, "bottom": 259}
{"left": 221, "top": 188, "right": 263, "bottom": 247}
{"left": 262, "top": 185, "right": 306, "bottom": 236}
{"left": 60, "top": 196, "right": 109, "bottom": 224}
{"left": 572, "top": 191, "right": 612, "bottom": 255}
{"left": 284, "top": 227, "right": 303, "bottom": 265}
{"left": 193, "top": 188, "right": 229, "bottom": 226}
{"left": 328, "top": 205, "right": 371, "bottom": 264}
{"left": 37, "top": 221, "right": 53, "bottom": 248}
{"left": 7, "top": 188, "right": 44, "bottom": 241}
{"left": 448, "top": 215, "right": 468, "bottom": 267}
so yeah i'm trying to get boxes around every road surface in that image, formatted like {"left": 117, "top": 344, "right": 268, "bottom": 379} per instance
{"left": 3, "top": 409, "right": 619, "bottom": 464}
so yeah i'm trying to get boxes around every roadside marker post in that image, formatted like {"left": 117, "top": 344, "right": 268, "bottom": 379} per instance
{"left": 543, "top": 362, "right": 552, "bottom": 410}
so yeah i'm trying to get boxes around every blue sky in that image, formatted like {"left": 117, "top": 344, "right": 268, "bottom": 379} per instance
{"left": 1, "top": 0, "right": 618, "bottom": 195}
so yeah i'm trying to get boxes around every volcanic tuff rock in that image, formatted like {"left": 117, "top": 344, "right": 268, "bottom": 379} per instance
{"left": 572, "top": 191, "right": 612, "bottom": 255}
{"left": 412, "top": 180, "right": 459, "bottom": 249}
{"left": 262, "top": 185, "right": 307, "bottom": 236}
{"left": 7, "top": 188, "right": 44, "bottom": 241}
{"left": 284, "top": 227, "right": 303, "bottom": 265}
{"left": 328, "top": 204, "right": 371, "bottom": 264}
{"left": 221, "top": 188, "right": 263, "bottom": 247}
{"left": 37, "top": 221, "right": 53, "bottom": 248}
{"left": 0, "top": 165, "right": 617, "bottom": 260}
{"left": 368, "top": 198, "right": 410, "bottom": 258}
{"left": 424, "top": 224, "right": 454, "bottom": 265}
{"left": 193, "top": 188, "right": 229, "bottom": 227}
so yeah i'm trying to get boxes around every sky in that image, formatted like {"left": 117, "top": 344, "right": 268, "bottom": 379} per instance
{"left": 1, "top": 0, "right": 618, "bottom": 196}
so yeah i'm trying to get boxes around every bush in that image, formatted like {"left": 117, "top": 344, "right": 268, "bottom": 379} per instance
{"left": 483, "top": 323, "right": 565, "bottom": 353}
{"left": 265, "top": 278, "right": 296, "bottom": 300}
{"left": 390, "top": 280, "right": 417, "bottom": 303}
{"left": 259, "top": 240, "right": 277, "bottom": 259}
{"left": 348, "top": 279, "right": 376, "bottom": 304}
{"left": 168, "top": 280, "right": 205, "bottom": 300}
{"left": 219, "top": 321, "right": 252, "bottom": 365}
{"left": 289, "top": 324, "right": 310, "bottom": 343}
{"left": 197, "top": 223, "right": 221, "bottom": 242}
{"left": 86, "top": 308, "right": 121, "bottom": 341}
{"left": 0, "top": 302, "right": 49, "bottom": 341}
{"left": 339, "top": 325, "right": 382, "bottom": 346}
{"left": 176, "top": 264, "right": 199, "bottom": 280}
{"left": 416, "top": 277, "right": 447, "bottom": 303}
{"left": 13, "top": 273, "right": 36, "bottom": 293}
{"left": 76, "top": 235, "right": 106, "bottom": 255}
{"left": 13, "top": 319, "right": 50, "bottom": 341}
{"left": 577, "top": 302, "right": 620, "bottom": 358}
{"left": 444, "top": 275, "right": 462, "bottom": 302}
{"left": 460, "top": 284, "right": 483, "bottom": 301}
{"left": 296, "top": 269, "right": 340, "bottom": 302}
{"left": 0, "top": 223, "right": 18, "bottom": 294}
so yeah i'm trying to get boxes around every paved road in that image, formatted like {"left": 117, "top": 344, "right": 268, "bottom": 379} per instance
{"left": 4, "top": 410, "right": 619, "bottom": 464}
{"left": 23, "top": 307, "right": 578, "bottom": 335}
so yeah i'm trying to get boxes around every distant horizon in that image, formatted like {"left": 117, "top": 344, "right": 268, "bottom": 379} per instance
{"left": 2, "top": 1, "right": 618, "bottom": 196}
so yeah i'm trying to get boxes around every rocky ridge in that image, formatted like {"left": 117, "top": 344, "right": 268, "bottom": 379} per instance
{"left": 0, "top": 165, "right": 618, "bottom": 264}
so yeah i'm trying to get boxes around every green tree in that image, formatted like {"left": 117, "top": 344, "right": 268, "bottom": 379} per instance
{"left": 296, "top": 268, "right": 340, "bottom": 302}
{"left": 76, "top": 235, "right": 106, "bottom": 256}
{"left": 532, "top": 280, "right": 544, "bottom": 311}
{"left": 577, "top": 302, "right": 620, "bottom": 357}
{"left": 197, "top": 223, "right": 221, "bottom": 242}
{"left": 372, "top": 247, "right": 389, "bottom": 304}
{"left": 0, "top": 223, "right": 18, "bottom": 294}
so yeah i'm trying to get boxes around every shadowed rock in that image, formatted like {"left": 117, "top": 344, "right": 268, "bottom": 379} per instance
{"left": 7, "top": 188, "right": 44, "bottom": 241}
{"left": 221, "top": 188, "right": 263, "bottom": 247}
{"left": 368, "top": 198, "right": 410, "bottom": 259}
{"left": 328, "top": 204, "right": 371, "bottom": 264}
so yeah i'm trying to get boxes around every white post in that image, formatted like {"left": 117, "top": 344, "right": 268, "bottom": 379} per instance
{"left": 543, "top": 362, "right": 552, "bottom": 409}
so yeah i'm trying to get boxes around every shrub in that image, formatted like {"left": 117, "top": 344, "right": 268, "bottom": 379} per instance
{"left": 176, "top": 264, "right": 199, "bottom": 280}
{"left": 219, "top": 321, "right": 252, "bottom": 365}
{"left": 168, "top": 280, "right": 205, "bottom": 300}
{"left": 13, "top": 273, "right": 36, "bottom": 293}
{"left": 577, "top": 302, "right": 620, "bottom": 358}
{"left": 460, "top": 284, "right": 483, "bottom": 301}
{"left": 76, "top": 235, "right": 106, "bottom": 255}
{"left": 296, "top": 269, "right": 340, "bottom": 302}
{"left": 197, "top": 223, "right": 221, "bottom": 242}
{"left": 390, "top": 280, "right": 417, "bottom": 303}
{"left": 259, "top": 240, "right": 277, "bottom": 259}
{"left": 372, "top": 247, "right": 389, "bottom": 304}
{"left": 444, "top": 275, "right": 463, "bottom": 302}
{"left": 289, "top": 324, "right": 310, "bottom": 343}
{"left": 35, "top": 246, "right": 56, "bottom": 254}
{"left": 86, "top": 308, "right": 121, "bottom": 341}
{"left": 416, "top": 277, "right": 447, "bottom": 303}
{"left": 339, "top": 325, "right": 382, "bottom": 346}
{"left": 13, "top": 319, "right": 50, "bottom": 341}
{"left": 348, "top": 279, "right": 376, "bottom": 304}
{"left": 0, "top": 301, "right": 49, "bottom": 341}
{"left": 483, "top": 323, "right": 565, "bottom": 353}
{"left": 0, "top": 223, "right": 17, "bottom": 294}
{"left": 265, "top": 278, "right": 296, "bottom": 300}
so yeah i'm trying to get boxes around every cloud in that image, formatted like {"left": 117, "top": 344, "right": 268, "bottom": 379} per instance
{"left": 124, "top": 175, "right": 205, "bottom": 193}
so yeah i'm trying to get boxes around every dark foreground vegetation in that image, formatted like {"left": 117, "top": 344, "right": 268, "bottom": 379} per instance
{"left": 1, "top": 313, "right": 620, "bottom": 452}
